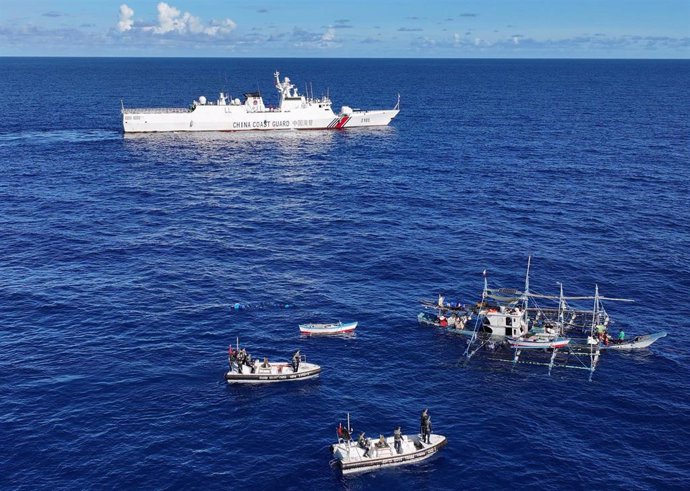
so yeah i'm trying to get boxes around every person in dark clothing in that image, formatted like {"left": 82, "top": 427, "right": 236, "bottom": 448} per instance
{"left": 420, "top": 408, "right": 432, "bottom": 444}
{"left": 244, "top": 352, "right": 255, "bottom": 373}
{"left": 393, "top": 426, "right": 403, "bottom": 454}
{"left": 422, "top": 415, "right": 432, "bottom": 444}
{"left": 236, "top": 349, "right": 245, "bottom": 374}
{"left": 420, "top": 409, "right": 429, "bottom": 434}
{"left": 358, "top": 432, "right": 371, "bottom": 458}
{"left": 342, "top": 425, "right": 351, "bottom": 442}
{"left": 292, "top": 350, "right": 301, "bottom": 372}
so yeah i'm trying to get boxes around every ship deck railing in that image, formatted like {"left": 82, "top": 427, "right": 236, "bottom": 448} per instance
{"left": 122, "top": 108, "right": 191, "bottom": 114}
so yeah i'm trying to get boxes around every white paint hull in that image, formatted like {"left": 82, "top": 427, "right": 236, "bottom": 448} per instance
{"left": 299, "top": 321, "right": 358, "bottom": 335}
{"left": 123, "top": 95, "right": 398, "bottom": 133}
{"left": 600, "top": 331, "right": 667, "bottom": 350}
{"left": 333, "top": 434, "right": 447, "bottom": 475}
{"left": 225, "top": 361, "right": 321, "bottom": 384}
{"left": 509, "top": 337, "right": 570, "bottom": 349}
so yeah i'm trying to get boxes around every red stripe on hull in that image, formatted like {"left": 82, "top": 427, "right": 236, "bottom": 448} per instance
{"left": 334, "top": 115, "right": 350, "bottom": 129}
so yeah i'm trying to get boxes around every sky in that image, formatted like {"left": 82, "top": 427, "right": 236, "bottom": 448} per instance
{"left": 0, "top": 0, "right": 688, "bottom": 58}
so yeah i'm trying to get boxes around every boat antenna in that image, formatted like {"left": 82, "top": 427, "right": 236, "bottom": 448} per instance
{"left": 557, "top": 282, "right": 565, "bottom": 333}
{"left": 310, "top": 82, "right": 314, "bottom": 101}
{"left": 346, "top": 412, "right": 351, "bottom": 450}
{"left": 522, "top": 255, "right": 531, "bottom": 315}
{"left": 481, "top": 269, "right": 488, "bottom": 303}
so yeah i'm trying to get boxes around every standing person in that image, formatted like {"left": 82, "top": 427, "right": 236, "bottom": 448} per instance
{"left": 228, "top": 346, "right": 237, "bottom": 368}
{"left": 618, "top": 329, "right": 626, "bottom": 343}
{"left": 393, "top": 426, "right": 403, "bottom": 454}
{"left": 422, "top": 414, "right": 432, "bottom": 444}
{"left": 342, "top": 424, "right": 351, "bottom": 442}
{"left": 292, "top": 350, "right": 301, "bottom": 373}
{"left": 358, "top": 432, "right": 370, "bottom": 457}
{"left": 245, "top": 352, "right": 255, "bottom": 373}
{"left": 236, "top": 349, "right": 246, "bottom": 374}
{"left": 420, "top": 409, "right": 429, "bottom": 435}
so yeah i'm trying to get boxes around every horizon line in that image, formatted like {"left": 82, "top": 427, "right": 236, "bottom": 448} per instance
{"left": 1, "top": 55, "right": 688, "bottom": 61}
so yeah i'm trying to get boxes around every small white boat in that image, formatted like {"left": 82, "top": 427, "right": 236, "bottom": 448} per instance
{"left": 299, "top": 321, "right": 357, "bottom": 335}
{"left": 600, "top": 331, "right": 667, "bottom": 350}
{"left": 225, "top": 354, "right": 320, "bottom": 384}
{"left": 508, "top": 336, "right": 571, "bottom": 349}
{"left": 332, "top": 433, "right": 447, "bottom": 475}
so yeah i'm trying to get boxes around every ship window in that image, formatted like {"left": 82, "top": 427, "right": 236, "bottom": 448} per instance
{"left": 506, "top": 328, "right": 513, "bottom": 336}
{"left": 506, "top": 317, "right": 512, "bottom": 326}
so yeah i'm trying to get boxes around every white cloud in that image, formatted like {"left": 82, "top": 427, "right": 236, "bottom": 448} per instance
{"left": 149, "top": 2, "right": 236, "bottom": 36}
{"left": 117, "top": 4, "right": 134, "bottom": 32}
{"left": 321, "top": 28, "right": 336, "bottom": 42}
{"left": 512, "top": 36, "right": 520, "bottom": 45}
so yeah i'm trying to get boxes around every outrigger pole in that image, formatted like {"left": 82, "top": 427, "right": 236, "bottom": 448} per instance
{"left": 464, "top": 269, "right": 488, "bottom": 359}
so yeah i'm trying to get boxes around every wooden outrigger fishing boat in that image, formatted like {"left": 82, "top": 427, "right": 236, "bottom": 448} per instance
{"left": 299, "top": 321, "right": 358, "bottom": 335}
{"left": 456, "top": 256, "right": 666, "bottom": 380}
{"left": 599, "top": 331, "right": 667, "bottom": 350}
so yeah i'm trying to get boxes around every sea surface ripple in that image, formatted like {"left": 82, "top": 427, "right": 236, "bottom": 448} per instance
{"left": 1, "top": 58, "right": 689, "bottom": 490}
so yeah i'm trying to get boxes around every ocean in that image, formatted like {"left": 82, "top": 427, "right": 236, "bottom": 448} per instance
{"left": 0, "top": 58, "right": 689, "bottom": 490}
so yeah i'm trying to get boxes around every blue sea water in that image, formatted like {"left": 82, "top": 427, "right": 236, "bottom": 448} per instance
{"left": 1, "top": 58, "right": 689, "bottom": 490}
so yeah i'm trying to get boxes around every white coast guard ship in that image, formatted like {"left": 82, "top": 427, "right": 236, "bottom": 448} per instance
{"left": 121, "top": 71, "right": 399, "bottom": 133}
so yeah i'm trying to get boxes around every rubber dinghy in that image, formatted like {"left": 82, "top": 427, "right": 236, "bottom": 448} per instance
{"left": 225, "top": 350, "right": 320, "bottom": 384}
{"left": 299, "top": 321, "right": 358, "bottom": 335}
{"left": 332, "top": 433, "right": 447, "bottom": 475}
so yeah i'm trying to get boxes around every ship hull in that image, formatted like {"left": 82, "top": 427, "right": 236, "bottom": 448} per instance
{"left": 123, "top": 106, "right": 399, "bottom": 133}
